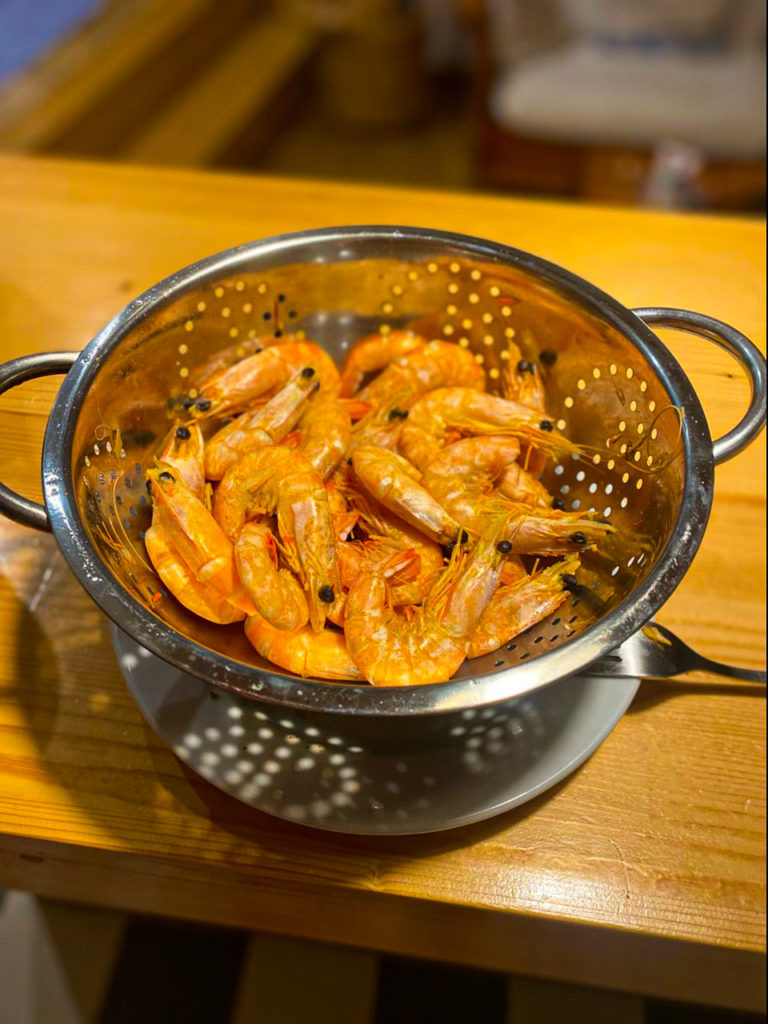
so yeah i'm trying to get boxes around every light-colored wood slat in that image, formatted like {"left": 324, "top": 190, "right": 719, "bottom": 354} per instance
{"left": 507, "top": 975, "right": 645, "bottom": 1024}
{"left": 0, "top": 155, "right": 763, "bottom": 1014}
{"left": 0, "top": 0, "right": 207, "bottom": 148}
{"left": 0, "top": 893, "right": 126, "bottom": 1024}
{"left": 122, "top": 18, "right": 316, "bottom": 166}
{"left": 231, "top": 931, "right": 378, "bottom": 1024}
{"left": 0, "top": 0, "right": 258, "bottom": 157}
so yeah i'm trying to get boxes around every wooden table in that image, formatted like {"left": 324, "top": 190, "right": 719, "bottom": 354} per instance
{"left": 0, "top": 155, "right": 764, "bottom": 1013}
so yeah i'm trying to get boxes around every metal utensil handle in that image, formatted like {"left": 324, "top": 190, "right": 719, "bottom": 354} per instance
{"left": 0, "top": 352, "right": 80, "bottom": 531}
{"left": 642, "top": 622, "right": 766, "bottom": 683}
{"left": 633, "top": 307, "right": 767, "bottom": 464}
{"left": 587, "top": 623, "right": 767, "bottom": 684}
{"left": 686, "top": 654, "right": 766, "bottom": 684}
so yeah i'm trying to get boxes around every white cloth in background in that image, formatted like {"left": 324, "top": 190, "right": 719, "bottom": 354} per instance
{"left": 489, "top": 41, "right": 766, "bottom": 159}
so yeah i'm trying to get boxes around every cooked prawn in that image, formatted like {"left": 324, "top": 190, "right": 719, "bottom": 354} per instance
{"left": 339, "top": 329, "right": 427, "bottom": 397}
{"left": 212, "top": 446, "right": 339, "bottom": 632}
{"left": 295, "top": 395, "right": 361, "bottom": 480}
{"left": 497, "top": 461, "right": 552, "bottom": 508}
{"left": 244, "top": 613, "right": 363, "bottom": 680}
{"left": 204, "top": 367, "right": 319, "bottom": 480}
{"left": 420, "top": 437, "right": 611, "bottom": 550}
{"left": 336, "top": 540, "right": 420, "bottom": 592}
{"left": 347, "top": 400, "right": 408, "bottom": 455}
{"left": 420, "top": 436, "right": 522, "bottom": 513}
{"left": 344, "top": 528, "right": 510, "bottom": 686}
{"left": 333, "top": 544, "right": 422, "bottom": 626}
{"left": 417, "top": 434, "right": 553, "bottom": 513}
{"left": 146, "top": 464, "right": 254, "bottom": 614}
{"left": 145, "top": 507, "right": 246, "bottom": 624}
{"left": 273, "top": 340, "right": 340, "bottom": 395}
{"left": 197, "top": 340, "right": 339, "bottom": 415}
{"left": 328, "top": 464, "right": 442, "bottom": 603}
{"left": 190, "top": 335, "right": 272, "bottom": 391}
{"left": 324, "top": 475, "right": 358, "bottom": 544}
{"left": 501, "top": 338, "right": 547, "bottom": 413}
{"left": 356, "top": 340, "right": 485, "bottom": 409}
{"left": 399, "top": 387, "right": 578, "bottom": 472}
{"left": 235, "top": 521, "right": 309, "bottom": 631}
{"left": 354, "top": 503, "right": 444, "bottom": 604}
{"left": 499, "top": 505, "right": 613, "bottom": 555}
{"left": 351, "top": 445, "right": 463, "bottom": 546}
{"left": 467, "top": 555, "right": 579, "bottom": 657}
{"left": 501, "top": 338, "right": 549, "bottom": 475}
{"left": 157, "top": 421, "right": 206, "bottom": 501}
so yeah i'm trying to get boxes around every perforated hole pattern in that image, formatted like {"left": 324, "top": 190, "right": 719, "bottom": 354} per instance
{"left": 73, "top": 239, "right": 683, "bottom": 688}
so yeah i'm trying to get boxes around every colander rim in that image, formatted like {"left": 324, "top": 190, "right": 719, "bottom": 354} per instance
{"left": 42, "top": 225, "right": 713, "bottom": 716}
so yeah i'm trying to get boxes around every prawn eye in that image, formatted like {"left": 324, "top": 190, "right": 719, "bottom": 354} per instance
{"left": 539, "top": 349, "right": 558, "bottom": 367}
{"left": 388, "top": 407, "right": 408, "bottom": 421}
{"left": 496, "top": 540, "right": 512, "bottom": 554}
{"left": 158, "top": 471, "right": 175, "bottom": 482}
{"left": 561, "top": 573, "right": 580, "bottom": 592}
{"left": 516, "top": 359, "right": 534, "bottom": 374}
{"left": 570, "top": 531, "right": 587, "bottom": 545}
{"left": 301, "top": 366, "right": 316, "bottom": 378}
{"left": 182, "top": 397, "right": 197, "bottom": 409}
{"left": 318, "top": 585, "right": 335, "bottom": 604}
{"left": 195, "top": 398, "right": 212, "bottom": 412}
{"left": 552, "top": 496, "right": 567, "bottom": 510}
{"left": 175, "top": 426, "right": 191, "bottom": 440}
{"left": 539, "top": 419, "right": 554, "bottom": 432}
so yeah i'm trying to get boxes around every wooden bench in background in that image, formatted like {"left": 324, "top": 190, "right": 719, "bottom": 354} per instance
{"left": 0, "top": 0, "right": 319, "bottom": 168}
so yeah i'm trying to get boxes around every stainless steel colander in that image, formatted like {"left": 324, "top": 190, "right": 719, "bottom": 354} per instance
{"left": 0, "top": 228, "right": 765, "bottom": 738}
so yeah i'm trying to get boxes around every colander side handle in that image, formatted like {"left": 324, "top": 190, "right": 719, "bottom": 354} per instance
{"left": 0, "top": 352, "right": 80, "bottom": 531}
{"left": 632, "top": 308, "right": 767, "bottom": 464}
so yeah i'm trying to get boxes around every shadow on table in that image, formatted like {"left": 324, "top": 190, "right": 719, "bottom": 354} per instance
{"left": 6, "top": 542, "right": 578, "bottom": 870}
{"left": 147, "top": 734, "right": 581, "bottom": 858}
{"left": 12, "top": 541, "right": 760, "bottom": 873}
{"left": 627, "top": 677, "right": 766, "bottom": 713}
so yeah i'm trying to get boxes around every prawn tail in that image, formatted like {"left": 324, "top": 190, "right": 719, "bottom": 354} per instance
{"left": 378, "top": 547, "right": 422, "bottom": 586}
{"left": 340, "top": 398, "right": 373, "bottom": 421}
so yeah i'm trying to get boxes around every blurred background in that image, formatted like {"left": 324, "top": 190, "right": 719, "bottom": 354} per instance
{"left": 0, "top": 0, "right": 765, "bottom": 211}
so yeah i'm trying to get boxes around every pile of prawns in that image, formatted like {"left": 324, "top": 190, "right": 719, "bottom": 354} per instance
{"left": 146, "top": 330, "right": 612, "bottom": 685}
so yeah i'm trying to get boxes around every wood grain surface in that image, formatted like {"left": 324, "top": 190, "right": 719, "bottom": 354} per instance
{"left": 0, "top": 155, "right": 764, "bottom": 1012}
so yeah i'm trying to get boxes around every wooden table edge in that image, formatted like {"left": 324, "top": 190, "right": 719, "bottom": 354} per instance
{"left": 0, "top": 832, "right": 764, "bottom": 1014}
